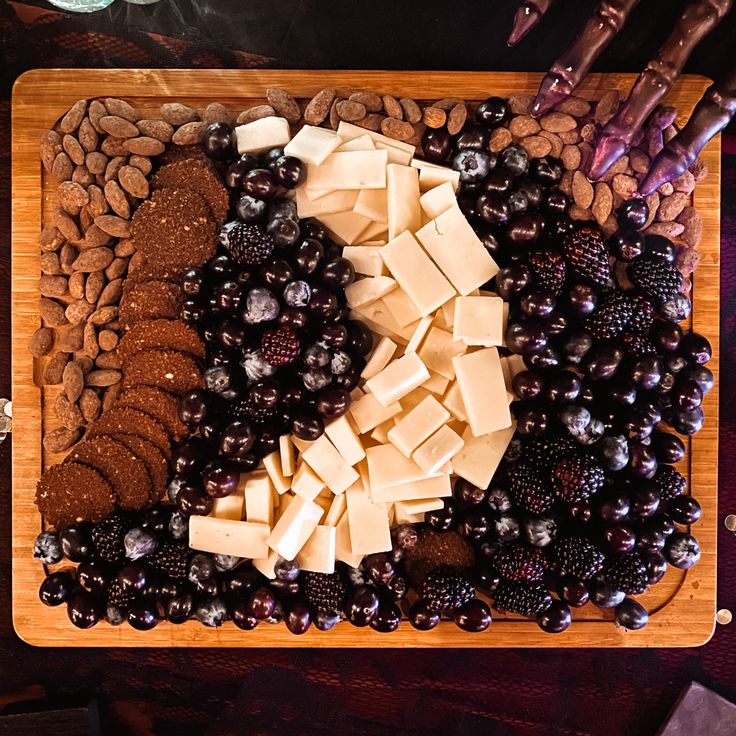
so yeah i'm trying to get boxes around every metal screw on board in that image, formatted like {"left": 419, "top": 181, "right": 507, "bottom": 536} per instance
{"left": 0, "top": 399, "right": 10, "bottom": 443}
{"left": 716, "top": 609, "right": 732, "bottom": 625}
{"left": 725, "top": 515, "right": 736, "bottom": 532}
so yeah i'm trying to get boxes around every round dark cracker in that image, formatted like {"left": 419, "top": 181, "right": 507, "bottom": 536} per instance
{"left": 151, "top": 159, "right": 229, "bottom": 225}
{"left": 157, "top": 144, "right": 212, "bottom": 168}
{"left": 115, "top": 385, "right": 188, "bottom": 442}
{"left": 131, "top": 187, "right": 217, "bottom": 269}
{"left": 122, "top": 349, "right": 203, "bottom": 397}
{"left": 118, "top": 319, "right": 205, "bottom": 363}
{"left": 87, "top": 406, "right": 172, "bottom": 459}
{"left": 112, "top": 433, "right": 169, "bottom": 503}
{"left": 36, "top": 462, "right": 115, "bottom": 528}
{"left": 66, "top": 435, "right": 152, "bottom": 511}
{"left": 119, "top": 280, "right": 183, "bottom": 329}
{"left": 126, "top": 257, "right": 187, "bottom": 287}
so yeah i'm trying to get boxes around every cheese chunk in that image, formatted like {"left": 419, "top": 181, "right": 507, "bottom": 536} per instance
{"left": 319, "top": 211, "right": 373, "bottom": 245}
{"left": 253, "top": 549, "right": 279, "bottom": 579}
{"left": 370, "top": 473, "right": 452, "bottom": 503}
{"left": 266, "top": 496, "right": 323, "bottom": 560}
{"left": 423, "top": 370, "right": 450, "bottom": 395}
{"left": 411, "top": 159, "right": 461, "bottom": 192}
{"left": 415, "top": 205, "right": 499, "bottom": 295}
{"left": 443, "top": 381, "right": 467, "bottom": 422}
{"left": 420, "top": 182, "right": 457, "bottom": 220}
{"left": 337, "top": 121, "right": 415, "bottom": 158}
{"left": 335, "top": 511, "right": 364, "bottom": 566}
{"left": 405, "top": 315, "right": 434, "bottom": 354}
{"left": 349, "top": 390, "right": 402, "bottom": 434}
{"left": 366, "top": 443, "right": 441, "bottom": 491}
{"left": 337, "top": 133, "right": 376, "bottom": 152}
{"left": 291, "top": 462, "right": 324, "bottom": 501}
{"left": 453, "top": 348, "right": 512, "bottom": 436}
{"left": 383, "top": 287, "right": 423, "bottom": 328}
{"left": 453, "top": 423, "right": 516, "bottom": 489}
{"left": 366, "top": 352, "right": 430, "bottom": 407}
{"left": 325, "top": 415, "right": 366, "bottom": 466}
{"left": 307, "top": 150, "right": 388, "bottom": 190}
{"left": 301, "top": 435, "right": 360, "bottom": 494}
{"left": 189, "top": 516, "right": 270, "bottom": 558}
{"left": 284, "top": 125, "right": 341, "bottom": 165}
{"left": 453, "top": 295, "right": 505, "bottom": 346}
{"left": 412, "top": 425, "right": 464, "bottom": 474}
{"left": 345, "top": 275, "right": 396, "bottom": 308}
{"left": 295, "top": 186, "right": 358, "bottom": 218}
{"left": 263, "top": 451, "right": 290, "bottom": 495}
{"left": 370, "top": 419, "right": 394, "bottom": 444}
{"left": 381, "top": 231, "right": 455, "bottom": 317}
{"left": 395, "top": 497, "right": 445, "bottom": 514}
{"left": 361, "top": 336, "right": 398, "bottom": 380}
{"left": 290, "top": 435, "right": 313, "bottom": 454}
{"left": 342, "top": 246, "right": 386, "bottom": 277}
{"left": 349, "top": 300, "right": 417, "bottom": 344}
{"left": 354, "top": 187, "right": 388, "bottom": 224}
{"left": 387, "top": 164, "right": 421, "bottom": 241}
{"left": 235, "top": 117, "right": 290, "bottom": 154}
{"left": 279, "top": 434, "right": 296, "bottom": 477}
{"left": 211, "top": 494, "right": 244, "bottom": 521}
{"left": 388, "top": 394, "right": 450, "bottom": 457}
{"left": 297, "top": 525, "right": 336, "bottom": 574}
{"left": 358, "top": 220, "right": 388, "bottom": 244}
{"left": 346, "top": 481, "right": 392, "bottom": 555}
{"left": 324, "top": 492, "right": 347, "bottom": 527}
{"left": 417, "top": 326, "right": 466, "bottom": 380}
{"left": 243, "top": 471, "right": 275, "bottom": 525}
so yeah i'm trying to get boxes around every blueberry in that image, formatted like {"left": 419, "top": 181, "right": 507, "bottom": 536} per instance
{"left": 105, "top": 605, "right": 126, "bottom": 626}
{"left": 329, "top": 350, "right": 352, "bottom": 375}
{"left": 168, "top": 510, "right": 189, "bottom": 540}
{"left": 268, "top": 198, "right": 298, "bottom": 223}
{"left": 214, "top": 554, "right": 241, "bottom": 572}
{"left": 167, "top": 477, "right": 187, "bottom": 503}
{"left": 486, "top": 487, "right": 513, "bottom": 514}
{"left": 283, "top": 280, "right": 311, "bottom": 308}
{"left": 267, "top": 217, "right": 301, "bottom": 248}
{"left": 577, "top": 418, "right": 605, "bottom": 445}
{"left": 33, "top": 531, "right": 62, "bottom": 565}
{"left": 204, "top": 365, "right": 232, "bottom": 394}
{"left": 499, "top": 145, "right": 529, "bottom": 176}
{"left": 188, "top": 553, "right": 216, "bottom": 582}
{"left": 561, "top": 405, "right": 591, "bottom": 434}
{"left": 124, "top": 528, "right": 158, "bottom": 561}
{"left": 664, "top": 532, "right": 701, "bottom": 569}
{"left": 659, "top": 293, "right": 691, "bottom": 323}
{"left": 243, "top": 287, "right": 280, "bottom": 324}
{"left": 196, "top": 597, "right": 228, "bottom": 627}
{"left": 452, "top": 149, "right": 491, "bottom": 183}
{"left": 302, "top": 368, "right": 332, "bottom": 392}
{"left": 304, "top": 343, "right": 330, "bottom": 369}
{"left": 523, "top": 516, "right": 558, "bottom": 547}
{"left": 236, "top": 194, "right": 266, "bottom": 222}
{"left": 599, "top": 435, "right": 630, "bottom": 471}
{"left": 493, "top": 514, "right": 520, "bottom": 542}
{"left": 392, "top": 524, "right": 418, "bottom": 549}
{"left": 240, "top": 349, "right": 277, "bottom": 383}
{"left": 315, "top": 611, "right": 342, "bottom": 631}
{"left": 274, "top": 556, "right": 300, "bottom": 581}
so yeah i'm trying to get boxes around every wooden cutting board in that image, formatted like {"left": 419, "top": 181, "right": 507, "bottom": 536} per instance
{"left": 11, "top": 70, "right": 720, "bottom": 647}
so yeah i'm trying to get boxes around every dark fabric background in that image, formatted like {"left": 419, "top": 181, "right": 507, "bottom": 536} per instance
{"left": 0, "top": 2, "right": 735, "bottom": 734}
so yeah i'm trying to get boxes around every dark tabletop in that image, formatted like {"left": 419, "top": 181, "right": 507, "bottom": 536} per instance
{"left": 1, "top": 2, "right": 735, "bottom": 734}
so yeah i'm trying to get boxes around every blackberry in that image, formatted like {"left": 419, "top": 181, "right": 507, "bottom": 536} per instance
{"left": 91, "top": 511, "right": 130, "bottom": 563}
{"left": 563, "top": 227, "right": 611, "bottom": 286}
{"left": 421, "top": 567, "right": 476, "bottom": 613}
{"left": 509, "top": 462, "right": 554, "bottom": 514}
{"left": 106, "top": 580, "right": 134, "bottom": 611}
{"left": 492, "top": 544, "right": 545, "bottom": 581}
{"left": 261, "top": 326, "right": 300, "bottom": 366}
{"left": 552, "top": 455, "right": 605, "bottom": 503}
{"left": 627, "top": 293, "right": 655, "bottom": 335}
{"left": 603, "top": 553, "right": 649, "bottom": 594}
{"left": 653, "top": 465, "right": 687, "bottom": 501}
{"left": 492, "top": 580, "right": 552, "bottom": 616}
{"left": 554, "top": 537, "right": 605, "bottom": 579}
{"left": 621, "top": 332, "right": 656, "bottom": 359}
{"left": 585, "top": 290, "right": 632, "bottom": 339}
{"left": 303, "top": 571, "right": 347, "bottom": 615}
{"left": 229, "top": 396, "right": 277, "bottom": 428}
{"left": 628, "top": 257, "right": 683, "bottom": 301}
{"left": 522, "top": 436, "right": 576, "bottom": 471}
{"left": 219, "top": 221, "right": 275, "bottom": 267}
{"left": 528, "top": 249, "right": 566, "bottom": 295}
{"left": 149, "top": 541, "right": 189, "bottom": 580}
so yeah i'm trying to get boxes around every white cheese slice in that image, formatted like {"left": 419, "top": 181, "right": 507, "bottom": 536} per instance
{"left": 357, "top": 220, "right": 388, "bottom": 244}
{"left": 342, "top": 246, "right": 386, "bottom": 277}
{"left": 349, "top": 390, "right": 402, "bottom": 434}
{"left": 423, "top": 370, "right": 450, "bottom": 395}
{"left": 387, "top": 394, "right": 450, "bottom": 457}
{"left": 453, "top": 347, "right": 512, "bottom": 437}
{"left": 291, "top": 461, "right": 325, "bottom": 501}
{"left": 324, "top": 492, "right": 347, "bottom": 527}
{"left": 295, "top": 186, "right": 358, "bottom": 218}
{"left": 283, "top": 125, "right": 342, "bottom": 165}
{"left": 381, "top": 231, "right": 455, "bottom": 317}
{"left": 382, "top": 287, "right": 423, "bottom": 328}
{"left": 366, "top": 443, "right": 442, "bottom": 491}
{"left": 370, "top": 419, "right": 394, "bottom": 444}
{"left": 266, "top": 495, "right": 323, "bottom": 560}
{"left": 417, "top": 326, "right": 466, "bottom": 380}
{"left": 354, "top": 188, "right": 388, "bottom": 223}
{"left": 243, "top": 471, "right": 275, "bottom": 525}
{"left": 453, "top": 423, "right": 516, "bottom": 489}
{"left": 405, "top": 315, "right": 434, "bottom": 354}
{"left": 279, "top": 434, "right": 296, "bottom": 477}
{"left": 395, "top": 497, "right": 445, "bottom": 515}
{"left": 365, "top": 352, "right": 430, "bottom": 407}
{"left": 301, "top": 435, "right": 360, "bottom": 495}
{"left": 306, "top": 149, "right": 388, "bottom": 190}
{"left": 235, "top": 117, "right": 291, "bottom": 154}
{"left": 412, "top": 425, "right": 464, "bottom": 475}
{"left": 337, "top": 133, "right": 376, "bottom": 152}
{"left": 361, "top": 336, "right": 398, "bottom": 380}
{"left": 189, "top": 516, "right": 270, "bottom": 558}
{"left": 349, "top": 300, "right": 418, "bottom": 344}
{"left": 453, "top": 295, "right": 505, "bottom": 347}
{"left": 263, "top": 451, "right": 290, "bottom": 495}
{"left": 296, "top": 525, "right": 336, "bottom": 574}
{"left": 346, "top": 481, "right": 392, "bottom": 555}
{"left": 411, "top": 158, "right": 461, "bottom": 191}
{"left": 344, "top": 275, "right": 397, "bottom": 308}
{"left": 415, "top": 204, "right": 499, "bottom": 295}
{"left": 211, "top": 494, "right": 245, "bottom": 521}
{"left": 420, "top": 182, "right": 457, "bottom": 220}
{"left": 325, "top": 415, "right": 366, "bottom": 466}
{"left": 334, "top": 511, "right": 364, "bottom": 567}
{"left": 370, "top": 473, "right": 452, "bottom": 503}
{"left": 319, "top": 211, "right": 373, "bottom": 245}
{"left": 443, "top": 381, "right": 467, "bottom": 422}
{"left": 387, "top": 164, "right": 421, "bottom": 241}
{"left": 337, "top": 121, "right": 415, "bottom": 157}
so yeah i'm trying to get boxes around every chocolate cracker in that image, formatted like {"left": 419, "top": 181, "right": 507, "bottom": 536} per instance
{"left": 119, "top": 280, "right": 183, "bottom": 329}
{"left": 112, "top": 433, "right": 169, "bottom": 503}
{"left": 126, "top": 257, "right": 187, "bottom": 287}
{"left": 121, "top": 349, "right": 203, "bottom": 397}
{"left": 87, "top": 406, "right": 172, "bottom": 459}
{"left": 116, "top": 385, "right": 188, "bottom": 441}
{"left": 118, "top": 319, "right": 205, "bottom": 363}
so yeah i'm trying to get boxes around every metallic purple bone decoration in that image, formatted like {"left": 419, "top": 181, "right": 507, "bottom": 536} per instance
{"left": 507, "top": 0, "right": 555, "bottom": 46}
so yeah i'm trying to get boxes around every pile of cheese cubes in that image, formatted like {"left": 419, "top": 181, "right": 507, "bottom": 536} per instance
{"left": 189, "top": 116, "right": 529, "bottom": 579}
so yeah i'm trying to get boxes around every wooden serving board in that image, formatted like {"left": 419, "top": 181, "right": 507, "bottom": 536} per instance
{"left": 11, "top": 70, "right": 720, "bottom": 648}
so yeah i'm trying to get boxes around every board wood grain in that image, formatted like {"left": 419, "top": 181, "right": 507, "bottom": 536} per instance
{"left": 12, "top": 70, "right": 720, "bottom": 647}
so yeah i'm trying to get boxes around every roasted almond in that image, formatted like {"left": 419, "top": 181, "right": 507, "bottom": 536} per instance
{"left": 68, "top": 271, "right": 86, "bottom": 299}
{"left": 79, "top": 388, "right": 102, "bottom": 423}
{"left": 304, "top": 89, "right": 336, "bottom": 125}
{"left": 83, "top": 321, "right": 99, "bottom": 359}
{"left": 422, "top": 107, "right": 446, "bottom": 129}
{"left": 94, "top": 215, "right": 131, "bottom": 238}
{"left": 58, "top": 100, "right": 87, "bottom": 134}
{"left": 72, "top": 164, "right": 94, "bottom": 188}
{"left": 204, "top": 102, "right": 233, "bottom": 125}
{"left": 266, "top": 88, "right": 301, "bottom": 123}
{"left": 447, "top": 103, "right": 467, "bottom": 136}
{"left": 97, "top": 278, "right": 124, "bottom": 308}
{"left": 65, "top": 298, "right": 96, "bottom": 325}
{"left": 521, "top": 135, "right": 552, "bottom": 158}
{"left": 509, "top": 115, "right": 540, "bottom": 138}
{"left": 85, "top": 151, "right": 108, "bottom": 175}
{"left": 380, "top": 118, "right": 414, "bottom": 141}
{"left": 43, "top": 426, "right": 83, "bottom": 453}
{"left": 42, "top": 351, "right": 70, "bottom": 384}
{"left": 381, "top": 94, "right": 403, "bottom": 120}
{"left": 136, "top": 119, "right": 174, "bottom": 142}
{"left": 350, "top": 92, "right": 383, "bottom": 113}
{"left": 63, "top": 360, "right": 85, "bottom": 402}
{"left": 40, "top": 130, "right": 63, "bottom": 172}
{"left": 58, "top": 323, "right": 85, "bottom": 352}
{"left": 336, "top": 100, "right": 366, "bottom": 122}
{"left": 52, "top": 152, "right": 73, "bottom": 183}
{"left": 29, "top": 327, "right": 55, "bottom": 358}
{"left": 38, "top": 275, "right": 69, "bottom": 298}
{"left": 85, "top": 368, "right": 122, "bottom": 387}
{"left": 40, "top": 252, "right": 62, "bottom": 276}
{"left": 100, "top": 136, "right": 129, "bottom": 157}
{"left": 63, "top": 134, "right": 86, "bottom": 165}
{"left": 88, "top": 99, "right": 107, "bottom": 133}
{"left": 128, "top": 155, "right": 152, "bottom": 176}
{"left": 399, "top": 98, "right": 422, "bottom": 124}
{"left": 55, "top": 393, "right": 84, "bottom": 430}
{"left": 118, "top": 165, "right": 150, "bottom": 199}
{"left": 58, "top": 181, "right": 90, "bottom": 213}
{"left": 171, "top": 122, "right": 206, "bottom": 146}
{"left": 85, "top": 270, "right": 106, "bottom": 304}
{"left": 237, "top": 105, "right": 276, "bottom": 125}
{"left": 122, "top": 137, "right": 166, "bottom": 156}
{"left": 98, "top": 329, "right": 119, "bottom": 352}
{"left": 40, "top": 227, "right": 65, "bottom": 253}
{"left": 160, "top": 102, "right": 199, "bottom": 126}
{"left": 40, "top": 297, "right": 68, "bottom": 328}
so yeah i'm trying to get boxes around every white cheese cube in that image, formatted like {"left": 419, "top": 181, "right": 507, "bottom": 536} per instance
{"left": 324, "top": 415, "right": 366, "bottom": 466}
{"left": 266, "top": 496, "right": 324, "bottom": 560}
{"left": 453, "top": 295, "right": 505, "bottom": 347}
{"left": 361, "top": 336, "right": 398, "bottom": 380}
{"left": 301, "top": 435, "right": 360, "bottom": 494}
{"left": 263, "top": 451, "right": 290, "bottom": 495}
{"left": 381, "top": 231, "right": 455, "bottom": 317}
{"left": 423, "top": 370, "right": 450, "bottom": 395}
{"left": 387, "top": 164, "right": 421, "bottom": 241}
{"left": 405, "top": 315, "right": 434, "bottom": 354}
{"left": 346, "top": 481, "right": 392, "bottom": 555}
{"left": 306, "top": 150, "right": 388, "bottom": 190}
{"left": 189, "top": 516, "right": 270, "bottom": 558}
{"left": 443, "top": 381, "right": 467, "bottom": 422}
{"left": 295, "top": 186, "right": 358, "bottom": 219}
{"left": 291, "top": 462, "right": 325, "bottom": 501}
{"left": 365, "top": 352, "right": 430, "bottom": 407}
{"left": 417, "top": 326, "right": 466, "bottom": 380}
{"left": 412, "top": 425, "right": 464, "bottom": 475}
{"left": 366, "top": 444, "right": 442, "bottom": 491}
{"left": 211, "top": 494, "right": 244, "bottom": 521}
{"left": 319, "top": 211, "right": 373, "bottom": 245}
{"left": 420, "top": 182, "right": 457, "bottom": 220}
{"left": 324, "top": 492, "right": 347, "bottom": 527}
{"left": 415, "top": 205, "right": 499, "bottom": 295}
{"left": 388, "top": 394, "right": 450, "bottom": 457}
{"left": 411, "top": 158, "right": 461, "bottom": 191}
{"left": 370, "top": 419, "right": 394, "bottom": 444}
{"left": 335, "top": 511, "right": 364, "bottom": 567}
{"left": 344, "top": 275, "right": 396, "bottom": 308}
{"left": 337, "top": 133, "right": 376, "bottom": 152}
{"left": 349, "top": 391, "right": 402, "bottom": 434}
{"left": 370, "top": 473, "right": 452, "bottom": 503}
{"left": 453, "top": 423, "right": 516, "bottom": 489}
{"left": 382, "top": 287, "right": 423, "bottom": 328}
{"left": 354, "top": 188, "right": 388, "bottom": 224}
{"left": 297, "top": 525, "right": 336, "bottom": 574}
{"left": 243, "top": 471, "right": 275, "bottom": 525}
{"left": 279, "top": 434, "right": 296, "bottom": 477}
{"left": 284, "top": 125, "right": 342, "bottom": 165}
{"left": 453, "top": 348, "right": 512, "bottom": 437}
{"left": 235, "top": 117, "right": 291, "bottom": 154}
{"left": 342, "top": 246, "right": 386, "bottom": 277}
{"left": 253, "top": 548, "right": 279, "bottom": 579}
